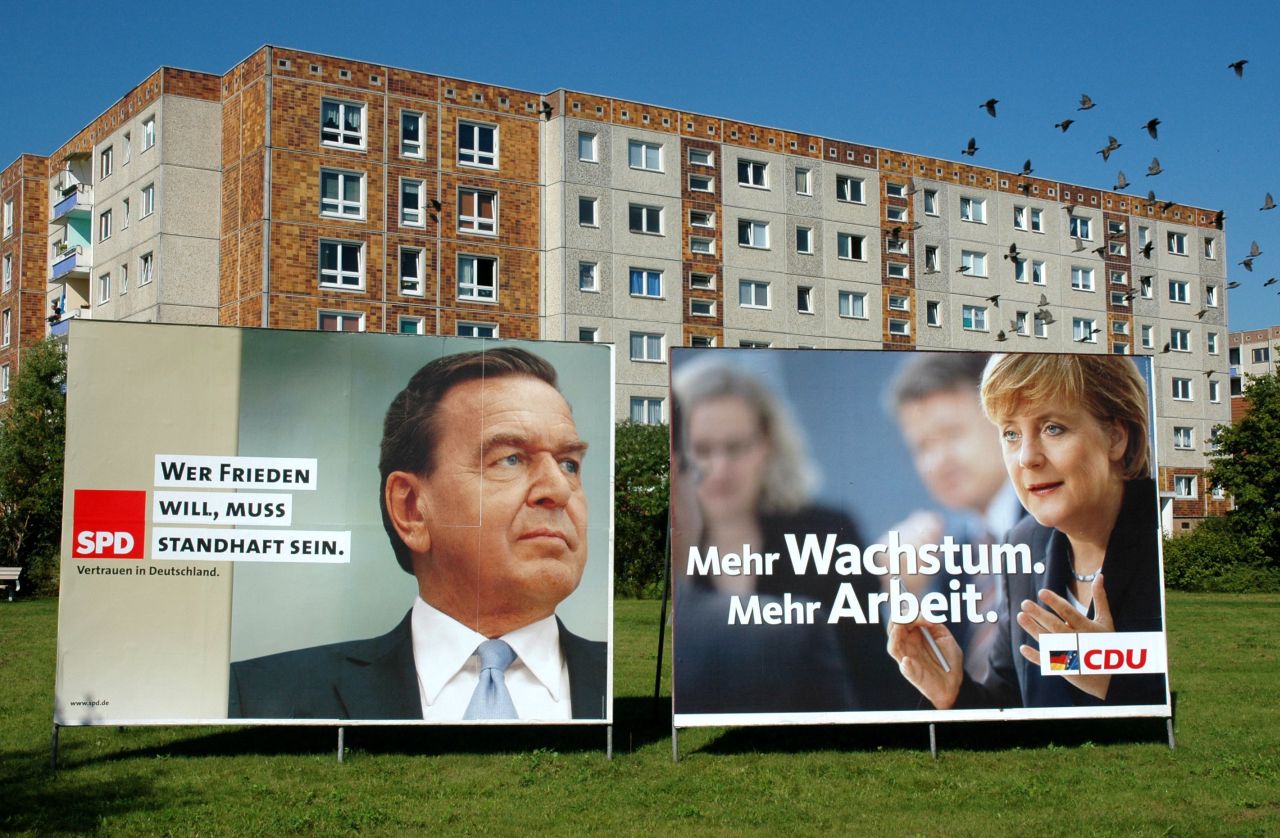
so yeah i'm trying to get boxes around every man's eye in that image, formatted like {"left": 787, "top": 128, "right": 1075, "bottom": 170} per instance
{"left": 560, "top": 459, "right": 581, "bottom": 475}
{"left": 499, "top": 453, "right": 522, "bottom": 466}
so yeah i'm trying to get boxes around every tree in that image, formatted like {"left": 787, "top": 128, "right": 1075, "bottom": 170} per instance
{"left": 0, "top": 339, "right": 67, "bottom": 595}
{"left": 614, "top": 421, "right": 669, "bottom": 597}
{"left": 1207, "top": 370, "right": 1280, "bottom": 566}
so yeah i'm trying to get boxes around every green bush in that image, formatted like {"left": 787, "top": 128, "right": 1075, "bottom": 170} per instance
{"left": 614, "top": 421, "right": 669, "bottom": 598}
{"left": 1163, "top": 516, "right": 1280, "bottom": 593}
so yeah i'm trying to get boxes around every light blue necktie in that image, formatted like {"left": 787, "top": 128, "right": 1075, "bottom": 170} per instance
{"left": 463, "top": 639, "right": 519, "bottom": 720}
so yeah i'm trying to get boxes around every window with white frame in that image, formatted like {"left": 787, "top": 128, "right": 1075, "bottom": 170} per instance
{"left": 628, "top": 140, "right": 662, "bottom": 171}
{"left": 398, "top": 316, "right": 425, "bottom": 335}
{"left": 1112, "top": 320, "right": 1129, "bottom": 335}
{"left": 1073, "top": 317, "right": 1098, "bottom": 342}
{"left": 578, "top": 261, "right": 598, "bottom": 292}
{"left": 885, "top": 182, "right": 906, "bottom": 198}
{"left": 1207, "top": 331, "right": 1219, "bottom": 354}
{"left": 1169, "top": 279, "right": 1189, "bottom": 303}
{"left": 739, "top": 279, "right": 769, "bottom": 308}
{"left": 320, "top": 170, "right": 364, "bottom": 219}
{"left": 923, "top": 189, "right": 938, "bottom": 216}
{"left": 1170, "top": 328, "right": 1190, "bottom": 352}
{"left": 100, "top": 146, "right": 113, "bottom": 180}
{"left": 795, "top": 167, "right": 812, "bottom": 196}
{"left": 688, "top": 147, "right": 714, "bottom": 166}
{"left": 886, "top": 236, "right": 909, "bottom": 255}
{"left": 457, "top": 322, "right": 497, "bottom": 338}
{"left": 691, "top": 335, "right": 715, "bottom": 348}
{"left": 1203, "top": 236, "right": 1215, "bottom": 259}
{"left": 1205, "top": 285, "right": 1218, "bottom": 307}
{"left": 1172, "top": 377, "right": 1192, "bottom": 400}
{"left": 98, "top": 209, "right": 112, "bottom": 242}
{"left": 925, "top": 245, "right": 939, "bottom": 272}
{"left": 121, "top": 197, "right": 130, "bottom": 229}
{"left": 141, "top": 183, "right": 155, "bottom": 217}
{"left": 738, "top": 219, "right": 769, "bottom": 249}
{"left": 1069, "top": 215, "right": 1092, "bottom": 239}
{"left": 737, "top": 158, "right": 767, "bottom": 188}
{"left": 629, "top": 268, "right": 662, "bottom": 298}
{"left": 1032, "top": 259, "right": 1046, "bottom": 285}
{"left": 97, "top": 272, "right": 111, "bottom": 304}
{"left": 1173, "top": 426, "right": 1194, "bottom": 450}
{"left": 458, "top": 121, "right": 497, "bottom": 168}
{"left": 1140, "top": 275, "right": 1153, "bottom": 298}
{"left": 628, "top": 203, "right": 662, "bottom": 234}
{"left": 1209, "top": 379, "right": 1221, "bottom": 402}
{"left": 3, "top": 254, "right": 11, "bottom": 292}
{"left": 959, "top": 196, "right": 986, "bottom": 223}
{"left": 123, "top": 132, "right": 131, "bottom": 165}
{"left": 321, "top": 99, "right": 364, "bottom": 149}
{"left": 1110, "top": 269, "right": 1127, "bottom": 285}
{"left": 1024, "top": 207, "right": 1041, "bottom": 232}
{"left": 1173, "top": 474, "right": 1196, "bottom": 499}
{"left": 1, "top": 309, "right": 9, "bottom": 346}
{"left": 1014, "top": 205, "right": 1028, "bottom": 230}
{"left": 319, "top": 240, "right": 364, "bottom": 289}
{"left": 1033, "top": 312, "right": 1049, "bottom": 338}
{"left": 1112, "top": 342, "right": 1129, "bottom": 355}
{"left": 886, "top": 205, "right": 907, "bottom": 222}
{"left": 399, "top": 247, "right": 424, "bottom": 296}
{"left": 794, "top": 285, "right": 814, "bottom": 313}
{"left": 630, "top": 397, "right": 663, "bottom": 424}
{"left": 836, "top": 175, "right": 864, "bottom": 203}
{"left": 1254, "top": 347, "right": 1272, "bottom": 363}
{"left": 578, "top": 131, "right": 598, "bottom": 162}
{"left": 888, "top": 318, "right": 910, "bottom": 336}
{"left": 457, "top": 254, "right": 497, "bottom": 301}
{"left": 401, "top": 111, "right": 424, "bottom": 158}
{"left": 142, "top": 116, "right": 155, "bottom": 150}
{"left": 1071, "top": 266, "right": 1095, "bottom": 291}
{"left": 838, "top": 232, "right": 865, "bottom": 261}
{"left": 887, "top": 262, "right": 910, "bottom": 279}
{"left": 888, "top": 294, "right": 909, "bottom": 312}
{"left": 630, "top": 331, "right": 664, "bottom": 362}
{"left": 1167, "top": 231, "right": 1187, "bottom": 255}
{"left": 139, "top": 252, "right": 153, "bottom": 285}
{"left": 690, "top": 209, "right": 714, "bottom": 228}
{"left": 1015, "top": 258, "right": 1027, "bottom": 283}
{"left": 689, "top": 173, "right": 714, "bottom": 192}
{"left": 1, "top": 364, "right": 8, "bottom": 403}
{"left": 1141, "top": 324, "right": 1154, "bottom": 348}
{"left": 1111, "top": 291, "right": 1128, "bottom": 307}
{"left": 960, "top": 250, "right": 987, "bottom": 276}
{"left": 962, "top": 305, "right": 987, "bottom": 331}
{"left": 318, "top": 311, "right": 364, "bottom": 332}
{"left": 1109, "top": 238, "right": 1126, "bottom": 256}
{"left": 691, "top": 298, "right": 715, "bottom": 316}
{"left": 1015, "top": 310, "right": 1029, "bottom": 336}
{"left": 690, "top": 236, "right": 714, "bottom": 255}
{"left": 927, "top": 300, "right": 942, "bottom": 327}
{"left": 1137, "top": 225, "right": 1150, "bottom": 247}
{"left": 400, "top": 179, "right": 425, "bottom": 227}
{"left": 118, "top": 263, "right": 128, "bottom": 294}
{"left": 577, "top": 196, "right": 597, "bottom": 227}
{"left": 459, "top": 188, "right": 497, "bottom": 234}
{"left": 838, "top": 290, "right": 865, "bottom": 319}
{"left": 2, "top": 201, "right": 11, "bottom": 237}
{"left": 690, "top": 272, "right": 714, "bottom": 290}
{"left": 578, "top": 327, "right": 597, "bottom": 342}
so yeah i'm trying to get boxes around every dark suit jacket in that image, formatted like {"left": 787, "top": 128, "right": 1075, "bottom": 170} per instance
{"left": 958, "top": 478, "right": 1167, "bottom": 709}
{"left": 228, "top": 612, "right": 607, "bottom": 720}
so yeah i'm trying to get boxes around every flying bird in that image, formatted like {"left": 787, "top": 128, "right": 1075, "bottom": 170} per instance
{"left": 1228, "top": 59, "right": 1248, "bottom": 78}
{"left": 981, "top": 98, "right": 999, "bottom": 117}
{"left": 1215, "top": 210, "right": 1226, "bottom": 228}
{"left": 1227, "top": 280, "right": 1241, "bottom": 289}
{"left": 1263, "top": 193, "right": 1276, "bottom": 211}
{"left": 1055, "top": 118, "right": 1075, "bottom": 132}
{"left": 1249, "top": 240, "right": 1263, "bottom": 257}
{"left": 1036, "top": 311, "right": 1056, "bottom": 325}
{"left": 1123, "top": 288, "right": 1140, "bottom": 301}
{"left": 1073, "top": 238, "right": 1087, "bottom": 252}
{"left": 1092, "top": 245, "right": 1108, "bottom": 257}
{"left": 995, "top": 330, "right": 1008, "bottom": 342}
{"left": 1160, "top": 342, "right": 1171, "bottom": 354}
{"left": 1146, "top": 157, "right": 1163, "bottom": 177}
{"left": 1017, "top": 181, "right": 1033, "bottom": 194}
{"left": 1078, "top": 94, "right": 1096, "bottom": 110}
{"left": 1240, "top": 257, "right": 1254, "bottom": 272}
{"left": 1196, "top": 309, "right": 1208, "bottom": 319}
{"left": 1114, "top": 171, "right": 1130, "bottom": 191}
{"left": 1038, "top": 293, "right": 1050, "bottom": 307}
{"left": 963, "top": 137, "right": 979, "bottom": 156}
{"left": 956, "top": 264, "right": 972, "bottom": 273}
{"left": 1004, "top": 243, "right": 1021, "bottom": 261}
{"left": 985, "top": 294, "right": 1001, "bottom": 306}
{"left": 1075, "top": 327, "right": 1101, "bottom": 343}
{"left": 1021, "top": 159, "right": 1034, "bottom": 176}
{"left": 1264, "top": 277, "right": 1278, "bottom": 287}
{"left": 1142, "top": 118, "right": 1161, "bottom": 140}
{"left": 1098, "top": 136, "right": 1122, "bottom": 161}
{"left": 1140, "top": 242, "right": 1154, "bottom": 259}
{"left": 1146, "top": 189, "right": 1158, "bottom": 203}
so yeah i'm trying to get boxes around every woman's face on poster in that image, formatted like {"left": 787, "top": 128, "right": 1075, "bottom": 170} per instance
{"left": 686, "top": 394, "right": 771, "bottom": 522}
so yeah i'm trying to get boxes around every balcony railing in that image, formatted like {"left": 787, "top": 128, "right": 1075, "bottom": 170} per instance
{"left": 52, "top": 184, "right": 92, "bottom": 222}
{"left": 52, "top": 245, "right": 89, "bottom": 280}
{"left": 48, "top": 307, "right": 91, "bottom": 338}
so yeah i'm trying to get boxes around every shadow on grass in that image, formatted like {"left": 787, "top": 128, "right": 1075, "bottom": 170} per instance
{"left": 0, "top": 746, "right": 158, "bottom": 833}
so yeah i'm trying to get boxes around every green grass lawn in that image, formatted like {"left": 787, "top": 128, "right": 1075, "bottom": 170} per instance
{"left": 2, "top": 594, "right": 1277, "bottom": 835}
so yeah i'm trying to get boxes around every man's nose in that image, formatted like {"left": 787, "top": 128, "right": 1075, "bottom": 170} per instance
{"left": 528, "top": 453, "right": 573, "bottom": 507}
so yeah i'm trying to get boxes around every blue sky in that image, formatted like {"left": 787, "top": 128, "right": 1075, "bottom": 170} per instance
{"left": 5, "top": 0, "right": 1277, "bottom": 331}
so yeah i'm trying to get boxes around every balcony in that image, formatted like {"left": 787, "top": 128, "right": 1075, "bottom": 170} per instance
{"left": 51, "top": 184, "right": 92, "bottom": 222}
{"left": 48, "top": 307, "right": 91, "bottom": 338}
{"left": 51, "top": 245, "right": 90, "bottom": 280}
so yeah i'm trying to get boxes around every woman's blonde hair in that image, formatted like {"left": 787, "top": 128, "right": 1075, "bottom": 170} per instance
{"left": 672, "top": 357, "right": 816, "bottom": 513}
{"left": 980, "top": 353, "right": 1151, "bottom": 480}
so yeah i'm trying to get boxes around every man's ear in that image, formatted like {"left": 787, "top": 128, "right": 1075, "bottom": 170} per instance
{"left": 385, "top": 471, "right": 431, "bottom": 555}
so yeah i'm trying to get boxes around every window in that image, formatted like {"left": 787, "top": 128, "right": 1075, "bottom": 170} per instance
{"left": 689, "top": 174, "right": 714, "bottom": 192}
{"left": 399, "top": 247, "right": 424, "bottom": 296}
{"left": 1141, "top": 324, "right": 1154, "bottom": 349}
{"left": 1033, "top": 312, "right": 1048, "bottom": 338}
{"left": 1014, "top": 205, "right": 1028, "bottom": 230}
{"left": 960, "top": 250, "right": 987, "bottom": 277}
{"left": 142, "top": 116, "right": 155, "bottom": 150}
{"left": 1138, "top": 225, "right": 1150, "bottom": 247}
{"left": 1110, "top": 291, "right": 1128, "bottom": 307}
{"left": 2, "top": 254, "right": 11, "bottom": 292}
{"left": 962, "top": 305, "right": 988, "bottom": 331}
{"left": 398, "top": 316, "right": 425, "bottom": 335}
{"left": 1167, "top": 231, "right": 1187, "bottom": 255}
{"left": 797, "top": 286, "right": 813, "bottom": 314}
{"left": 629, "top": 268, "right": 662, "bottom": 298}
{"left": 690, "top": 236, "right": 714, "bottom": 255}
{"left": 1173, "top": 426, "right": 1194, "bottom": 450}
{"left": 838, "top": 290, "right": 866, "bottom": 319}
{"left": 401, "top": 111, "right": 424, "bottom": 158}
{"left": 927, "top": 300, "right": 942, "bottom": 327}
{"left": 578, "top": 261, "right": 598, "bottom": 292}
{"left": 100, "top": 146, "right": 113, "bottom": 179}
{"left": 139, "top": 252, "right": 153, "bottom": 285}
{"left": 1252, "top": 347, "right": 1271, "bottom": 363}
{"left": 1071, "top": 266, "right": 1095, "bottom": 291}
{"left": 1169, "top": 279, "right": 1189, "bottom": 303}
{"left": 886, "top": 182, "right": 906, "bottom": 199}
{"left": 1209, "top": 380, "right": 1221, "bottom": 403}
{"left": 119, "top": 263, "right": 128, "bottom": 294}
{"left": 886, "top": 205, "right": 907, "bottom": 222}
{"left": 691, "top": 298, "right": 715, "bottom": 316}
{"left": 1073, "top": 317, "right": 1098, "bottom": 343}
{"left": 123, "top": 132, "right": 131, "bottom": 165}
{"left": 1112, "top": 320, "right": 1129, "bottom": 335}
{"left": 688, "top": 148, "right": 713, "bottom": 166}
{"left": 628, "top": 140, "right": 662, "bottom": 171}
{"left": 690, "top": 272, "right": 714, "bottom": 290}
{"left": 888, "top": 319, "right": 910, "bottom": 336}
{"left": 1229, "top": 346, "right": 1241, "bottom": 365}
{"left": 400, "top": 179, "right": 425, "bottom": 227}
{"left": 141, "top": 183, "right": 155, "bottom": 217}
{"left": 1174, "top": 475, "right": 1196, "bottom": 499}
{"left": 738, "top": 219, "right": 769, "bottom": 249}
{"left": 321, "top": 99, "right": 364, "bottom": 149}
{"left": 1069, "top": 215, "right": 1092, "bottom": 239}
{"left": 629, "top": 203, "right": 662, "bottom": 234}
{"left": 1172, "top": 377, "right": 1193, "bottom": 400}
{"left": 98, "top": 210, "right": 112, "bottom": 242}
{"left": 457, "top": 188, "right": 497, "bottom": 235}
{"left": 1015, "top": 310, "right": 1030, "bottom": 336}
{"left": 97, "top": 272, "right": 111, "bottom": 304}
{"left": 885, "top": 236, "right": 908, "bottom": 255}
{"left": 925, "top": 245, "right": 939, "bottom": 272}
{"left": 1030, "top": 208, "right": 1043, "bottom": 232}
{"left": 923, "top": 189, "right": 938, "bottom": 216}
{"left": 577, "top": 196, "right": 597, "bottom": 227}
{"left": 959, "top": 196, "right": 986, "bottom": 223}
{"left": 319, "top": 240, "right": 364, "bottom": 289}
{"left": 1203, "top": 237, "right": 1215, "bottom": 259}
{"left": 1112, "top": 342, "right": 1129, "bottom": 355}
{"left": 1, "top": 309, "right": 9, "bottom": 346}
{"left": 838, "top": 232, "right": 865, "bottom": 261}
{"left": 737, "top": 158, "right": 767, "bottom": 188}
{"left": 1032, "top": 260, "right": 1046, "bottom": 285}
{"left": 319, "top": 312, "right": 364, "bottom": 332}
{"left": 739, "top": 279, "right": 770, "bottom": 308}
{"left": 320, "top": 170, "right": 364, "bottom": 219}
{"left": 458, "top": 121, "right": 497, "bottom": 168}
{"left": 0, "top": 365, "right": 8, "bottom": 403}
{"left": 1140, "top": 275, "right": 1153, "bottom": 298}
{"left": 457, "top": 254, "right": 497, "bottom": 301}
{"left": 691, "top": 335, "right": 714, "bottom": 348}
{"left": 1169, "top": 328, "right": 1190, "bottom": 352}
{"left": 1015, "top": 259, "right": 1027, "bottom": 283}
{"left": 630, "top": 332, "right": 664, "bottom": 362}
{"left": 456, "top": 322, "right": 497, "bottom": 338}
{"left": 1110, "top": 270, "right": 1128, "bottom": 285}
{"left": 2, "top": 201, "right": 10, "bottom": 237}
{"left": 690, "top": 209, "right": 714, "bottom": 228}
{"left": 888, "top": 294, "right": 909, "bottom": 311}
{"left": 836, "top": 175, "right": 864, "bottom": 203}
{"left": 630, "top": 397, "right": 664, "bottom": 424}
{"left": 1205, "top": 285, "right": 1218, "bottom": 307}
{"left": 121, "top": 198, "right": 130, "bottom": 229}
{"left": 795, "top": 167, "right": 812, "bottom": 195}
{"left": 1109, "top": 239, "right": 1126, "bottom": 256}
{"left": 577, "top": 131, "right": 598, "bottom": 162}
{"left": 578, "top": 327, "right": 597, "bottom": 342}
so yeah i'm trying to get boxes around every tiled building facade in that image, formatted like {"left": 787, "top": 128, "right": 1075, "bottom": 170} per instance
{"left": 13, "top": 45, "right": 1232, "bottom": 529}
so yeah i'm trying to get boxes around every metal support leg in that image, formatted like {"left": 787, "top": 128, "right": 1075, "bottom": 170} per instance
{"left": 337, "top": 726, "right": 345, "bottom": 763}
{"left": 50, "top": 723, "right": 59, "bottom": 770}
{"left": 929, "top": 723, "right": 938, "bottom": 760}
{"left": 671, "top": 723, "right": 679, "bottom": 762}
{"left": 1166, "top": 717, "right": 1176, "bottom": 751}
{"left": 606, "top": 725, "right": 613, "bottom": 760}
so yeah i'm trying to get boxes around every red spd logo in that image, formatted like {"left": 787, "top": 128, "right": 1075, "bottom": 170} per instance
{"left": 73, "top": 490, "right": 146, "bottom": 559}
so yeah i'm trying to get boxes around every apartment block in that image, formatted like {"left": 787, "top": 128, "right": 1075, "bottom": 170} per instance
{"left": 9, "top": 45, "right": 1232, "bottom": 529}
{"left": 1229, "top": 325, "right": 1279, "bottom": 413}
{"left": 0, "top": 154, "right": 51, "bottom": 401}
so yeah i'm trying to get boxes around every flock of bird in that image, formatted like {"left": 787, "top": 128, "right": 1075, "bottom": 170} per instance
{"left": 950, "top": 60, "right": 1272, "bottom": 344}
